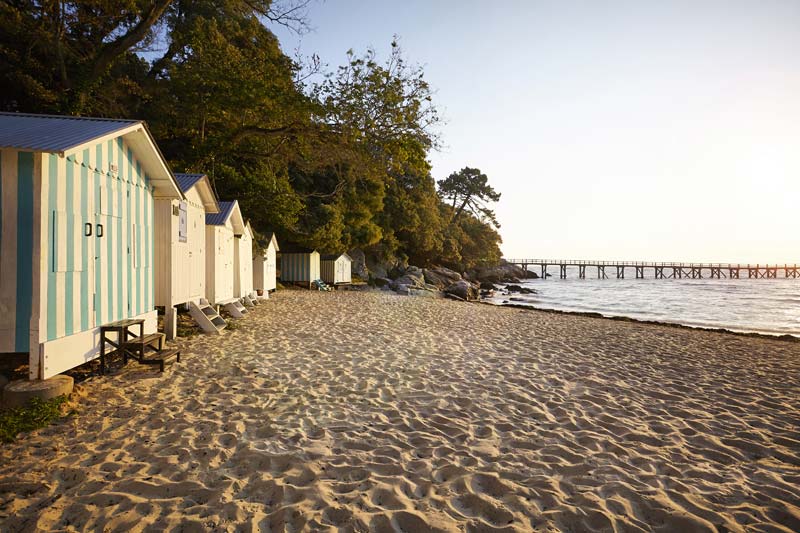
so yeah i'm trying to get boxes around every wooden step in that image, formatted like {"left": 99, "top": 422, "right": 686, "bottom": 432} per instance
{"left": 123, "top": 332, "right": 164, "bottom": 350}
{"left": 141, "top": 348, "right": 181, "bottom": 372}
{"left": 188, "top": 301, "right": 226, "bottom": 334}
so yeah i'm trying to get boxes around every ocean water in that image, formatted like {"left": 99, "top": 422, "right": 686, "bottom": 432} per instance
{"left": 485, "top": 267, "right": 800, "bottom": 337}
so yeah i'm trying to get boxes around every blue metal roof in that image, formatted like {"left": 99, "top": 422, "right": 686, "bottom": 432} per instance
{"left": 0, "top": 112, "right": 140, "bottom": 153}
{"left": 174, "top": 173, "right": 206, "bottom": 193}
{"left": 206, "top": 201, "right": 236, "bottom": 225}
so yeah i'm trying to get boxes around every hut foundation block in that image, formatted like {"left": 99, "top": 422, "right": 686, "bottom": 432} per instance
{"left": 2, "top": 375, "right": 74, "bottom": 409}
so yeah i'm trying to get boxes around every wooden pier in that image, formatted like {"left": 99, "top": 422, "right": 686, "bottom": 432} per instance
{"left": 505, "top": 259, "right": 800, "bottom": 280}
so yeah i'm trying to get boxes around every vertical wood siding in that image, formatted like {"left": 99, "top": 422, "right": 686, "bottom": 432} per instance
{"left": 33, "top": 138, "right": 155, "bottom": 345}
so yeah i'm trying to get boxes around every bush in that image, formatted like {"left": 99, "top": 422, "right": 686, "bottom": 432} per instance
{"left": 0, "top": 395, "right": 70, "bottom": 443}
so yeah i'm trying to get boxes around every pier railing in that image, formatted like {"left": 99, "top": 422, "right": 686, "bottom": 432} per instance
{"left": 503, "top": 259, "right": 799, "bottom": 279}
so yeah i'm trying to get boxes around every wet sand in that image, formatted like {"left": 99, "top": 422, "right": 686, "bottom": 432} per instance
{"left": 1, "top": 290, "right": 798, "bottom": 532}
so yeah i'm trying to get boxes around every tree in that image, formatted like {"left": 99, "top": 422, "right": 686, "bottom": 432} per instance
{"left": 438, "top": 167, "right": 501, "bottom": 228}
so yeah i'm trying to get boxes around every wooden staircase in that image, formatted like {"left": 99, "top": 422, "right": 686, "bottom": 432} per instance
{"left": 122, "top": 332, "right": 180, "bottom": 373}
{"left": 188, "top": 300, "right": 227, "bottom": 334}
{"left": 223, "top": 299, "right": 248, "bottom": 318}
{"left": 100, "top": 319, "right": 181, "bottom": 374}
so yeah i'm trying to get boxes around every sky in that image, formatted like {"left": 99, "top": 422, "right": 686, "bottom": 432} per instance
{"left": 274, "top": 0, "right": 800, "bottom": 263}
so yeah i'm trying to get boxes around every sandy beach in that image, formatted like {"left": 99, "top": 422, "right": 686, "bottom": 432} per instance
{"left": 1, "top": 290, "right": 798, "bottom": 532}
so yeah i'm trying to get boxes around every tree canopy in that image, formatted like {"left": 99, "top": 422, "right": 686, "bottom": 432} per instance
{"left": 0, "top": 0, "right": 502, "bottom": 271}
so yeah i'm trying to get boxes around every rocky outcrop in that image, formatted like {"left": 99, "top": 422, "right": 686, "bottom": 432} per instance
{"left": 472, "top": 261, "right": 533, "bottom": 283}
{"left": 444, "top": 280, "right": 479, "bottom": 301}
{"left": 389, "top": 267, "right": 425, "bottom": 292}
{"left": 423, "top": 267, "right": 462, "bottom": 289}
{"left": 348, "top": 248, "right": 369, "bottom": 280}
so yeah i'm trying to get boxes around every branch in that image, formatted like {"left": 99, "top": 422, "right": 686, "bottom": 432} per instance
{"left": 89, "top": 0, "right": 173, "bottom": 81}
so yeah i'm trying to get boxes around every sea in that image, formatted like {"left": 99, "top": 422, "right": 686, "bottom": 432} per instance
{"left": 485, "top": 267, "right": 800, "bottom": 337}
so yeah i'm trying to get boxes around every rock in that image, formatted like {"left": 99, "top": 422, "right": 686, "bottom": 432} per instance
{"left": 348, "top": 248, "right": 369, "bottom": 279}
{"left": 480, "top": 281, "right": 498, "bottom": 290}
{"left": 423, "top": 267, "right": 462, "bottom": 289}
{"left": 0, "top": 374, "right": 8, "bottom": 391}
{"left": 390, "top": 270, "right": 425, "bottom": 291}
{"left": 445, "top": 293, "right": 466, "bottom": 302}
{"left": 408, "top": 288, "right": 444, "bottom": 298}
{"left": 506, "top": 284, "right": 537, "bottom": 295}
{"left": 373, "top": 277, "right": 392, "bottom": 288}
{"left": 473, "top": 261, "right": 528, "bottom": 283}
{"left": 444, "top": 280, "right": 479, "bottom": 301}
{"left": 524, "top": 270, "right": 540, "bottom": 279}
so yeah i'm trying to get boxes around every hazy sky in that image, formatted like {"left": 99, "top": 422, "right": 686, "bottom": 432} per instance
{"left": 275, "top": 1, "right": 800, "bottom": 263}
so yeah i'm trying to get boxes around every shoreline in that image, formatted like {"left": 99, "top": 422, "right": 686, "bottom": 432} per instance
{"left": 482, "top": 300, "right": 800, "bottom": 343}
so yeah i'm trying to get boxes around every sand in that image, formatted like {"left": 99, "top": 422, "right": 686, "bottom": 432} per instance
{"left": 1, "top": 290, "right": 799, "bottom": 532}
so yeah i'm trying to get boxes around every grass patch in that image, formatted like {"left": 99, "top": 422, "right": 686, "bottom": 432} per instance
{"left": 0, "top": 395, "right": 70, "bottom": 443}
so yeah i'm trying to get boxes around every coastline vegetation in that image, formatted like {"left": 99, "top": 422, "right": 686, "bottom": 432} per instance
{"left": 0, "top": 396, "right": 71, "bottom": 443}
{"left": 0, "top": 1, "right": 502, "bottom": 271}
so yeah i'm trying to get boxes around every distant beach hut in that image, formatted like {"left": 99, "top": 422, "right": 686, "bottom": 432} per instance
{"left": 279, "top": 244, "right": 320, "bottom": 288}
{"left": 0, "top": 112, "right": 182, "bottom": 380}
{"left": 205, "top": 200, "right": 244, "bottom": 305}
{"left": 321, "top": 253, "right": 353, "bottom": 285}
{"left": 234, "top": 221, "right": 254, "bottom": 299}
{"left": 253, "top": 232, "right": 279, "bottom": 295}
{"left": 155, "top": 173, "right": 220, "bottom": 337}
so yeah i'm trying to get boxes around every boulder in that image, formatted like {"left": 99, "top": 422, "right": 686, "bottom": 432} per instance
{"left": 506, "top": 284, "right": 536, "bottom": 294}
{"left": 373, "top": 277, "right": 392, "bottom": 288}
{"left": 473, "top": 261, "right": 528, "bottom": 283}
{"left": 524, "top": 270, "right": 540, "bottom": 279}
{"left": 408, "top": 288, "right": 444, "bottom": 298}
{"left": 444, "top": 280, "right": 479, "bottom": 301}
{"left": 480, "top": 281, "right": 498, "bottom": 290}
{"left": 390, "top": 269, "right": 425, "bottom": 291}
{"left": 423, "top": 267, "right": 462, "bottom": 289}
{"left": 348, "top": 248, "right": 369, "bottom": 279}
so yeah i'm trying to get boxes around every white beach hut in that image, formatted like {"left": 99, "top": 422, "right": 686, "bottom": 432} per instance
{"left": 253, "top": 232, "right": 279, "bottom": 296}
{"left": 205, "top": 200, "right": 247, "bottom": 317}
{"left": 234, "top": 221, "right": 254, "bottom": 300}
{"left": 0, "top": 112, "right": 182, "bottom": 380}
{"left": 154, "top": 173, "right": 220, "bottom": 337}
{"left": 321, "top": 253, "right": 353, "bottom": 285}
{"left": 279, "top": 244, "right": 320, "bottom": 288}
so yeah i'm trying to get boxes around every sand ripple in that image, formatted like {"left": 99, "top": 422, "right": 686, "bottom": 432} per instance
{"left": 1, "top": 291, "right": 799, "bottom": 532}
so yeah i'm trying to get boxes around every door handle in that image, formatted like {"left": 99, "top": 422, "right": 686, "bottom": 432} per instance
{"left": 97, "top": 224, "right": 104, "bottom": 238}
{"left": 84, "top": 223, "right": 92, "bottom": 237}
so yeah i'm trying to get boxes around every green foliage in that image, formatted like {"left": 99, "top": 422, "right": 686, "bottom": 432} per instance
{"left": 0, "top": 395, "right": 70, "bottom": 443}
{"left": 0, "top": 3, "right": 503, "bottom": 270}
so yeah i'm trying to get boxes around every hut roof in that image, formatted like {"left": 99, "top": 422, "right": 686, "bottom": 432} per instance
{"left": 281, "top": 243, "right": 317, "bottom": 254}
{"left": 321, "top": 253, "right": 352, "bottom": 261}
{"left": 175, "top": 173, "right": 220, "bottom": 214}
{"left": 0, "top": 112, "right": 181, "bottom": 198}
{"left": 206, "top": 200, "right": 245, "bottom": 234}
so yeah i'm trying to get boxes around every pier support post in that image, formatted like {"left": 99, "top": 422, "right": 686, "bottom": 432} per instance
{"left": 560, "top": 264, "right": 566, "bottom": 279}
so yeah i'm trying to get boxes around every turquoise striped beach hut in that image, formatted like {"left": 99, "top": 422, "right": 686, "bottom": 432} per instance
{"left": 0, "top": 113, "right": 182, "bottom": 380}
{"left": 279, "top": 244, "right": 320, "bottom": 288}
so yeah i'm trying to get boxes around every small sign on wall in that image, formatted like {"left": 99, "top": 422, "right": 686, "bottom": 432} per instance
{"left": 178, "top": 201, "right": 188, "bottom": 243}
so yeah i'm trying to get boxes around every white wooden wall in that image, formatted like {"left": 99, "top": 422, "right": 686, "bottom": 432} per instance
{"left": 206, "top": 223, "right": 235, "bottom": 304}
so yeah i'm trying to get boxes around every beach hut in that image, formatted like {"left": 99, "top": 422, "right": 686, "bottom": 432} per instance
{"left": 253, "top": 232, "right": 279, "bottom": 296}
{"left": 205, "top": 200, "right": 246, "bottom": 314}
{"left": 321, "top": 253, "right": 353, "bottom": 285}
{"left": 279, "top": 244, "right": 320, "bottom": 288}
{"left": 0, "top": 112, "right": 182, "bottom": 380}
{"left": 234, "top": 221, "right": 254, "bottom": 300}
{"left": 154, "top": 173, "right": 220, "bottom": 337}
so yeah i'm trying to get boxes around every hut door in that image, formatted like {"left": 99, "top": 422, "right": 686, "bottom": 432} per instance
{"left": 93, "top": 178, "right": 120, "bottom": 325}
